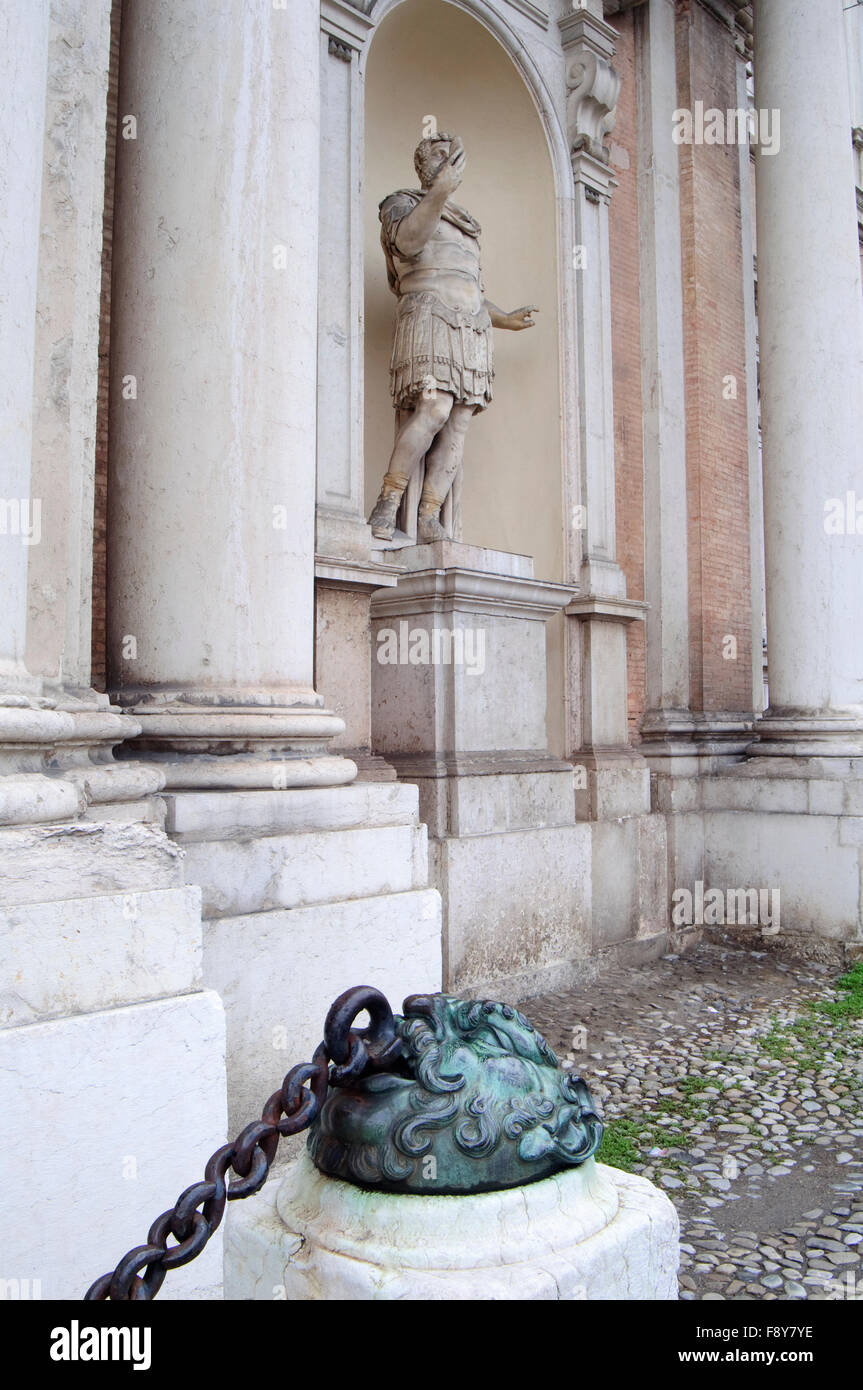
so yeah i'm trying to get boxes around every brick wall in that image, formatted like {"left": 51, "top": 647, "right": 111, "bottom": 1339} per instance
{"left": 675, "top": 0, "right": 753, "bottom": 713}
{"left": 91, "top": 0, "right": 121, "bottom": 691}
{"left": 608, "top": 9, "right": 647, "bottom": 739}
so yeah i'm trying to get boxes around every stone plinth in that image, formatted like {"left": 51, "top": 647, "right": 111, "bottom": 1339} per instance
{"left": 0, "top": 816, "right": 228, "bottom": 1300}
{"left": 370, "top": 543, "right": 589, "bottom": 994}
{"left": 650, "top": 755, "right": 863, "bottom": 954}
{"left": 226, "top": 1152, "right": 679, "bottom": 1301}
{"left": 370, "top": 542, "right": 575, "bottom": 763}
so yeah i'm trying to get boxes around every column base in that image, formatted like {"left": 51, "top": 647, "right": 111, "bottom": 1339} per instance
{"left": 640, "top": 709, "right": 757, "bottom": 774}
{"left": 225, "top": 1152, "right": 679, "bottom": 1301}
{"left": 139, "top": 754, "right": 358, "bottom": 791}
{"left": 653, "top": 754, "right": 863, "bottom": 951}
{"left": 0, "top": 692, "right": 163, "bottom": 825}
{"left": 748, "top": 709, "right": 863, "bottom": 758}
{"left": 111, "top": 697, "right": 357, "bottom": 790}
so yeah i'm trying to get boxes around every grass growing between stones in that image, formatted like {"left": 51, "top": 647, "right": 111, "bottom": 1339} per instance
{"left": 593, "top": 959, "right": 863, "bottom": 1189}
{"left": 812, "top": 960, "right": 863, "bottom": 1022}
{"left": 596, "top": 1117, "right": 643, "bottom": 1172}
{"left": 756, "top": 962, "right": 863, "bottom": 1068}
{"left": 533, "top": 945, "right": 863, "bottom": 1298}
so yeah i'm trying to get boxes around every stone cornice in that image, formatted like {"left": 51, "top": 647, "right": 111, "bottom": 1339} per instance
{"left": 560, "top": 8, "right": 618, "bottom": 61}
{"left": 602, "top": 1, "right": 752, "bottom": 57}
{"left": 571, "top": 145, "right": 619, "bottom": 198}
{"left": 603, "top": 0, "right": 646, "bottom": 15}
{"left": 384, "top": 750, "right": 573, "bottom": 779}
{"left": 566, "top": 595, "right": 647, "bottom": 624}
{"left": 321, "top": 0, "right": 375, "bottom": 49}
{"left": 503, "top": 0, "right": 550, "bottom": 30}
{"left": 370, "top": 568, "right": 577, "bottom": 622}
{"left": 314, "top": 554, "right": 401, "bottom": 590}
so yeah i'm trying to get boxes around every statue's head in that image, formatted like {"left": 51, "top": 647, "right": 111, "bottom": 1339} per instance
{"left": 414, "top": 132, "right": 458, "bottom": 190}
{"left": 308, "top": 993, "right": 603, "bottom": 1194}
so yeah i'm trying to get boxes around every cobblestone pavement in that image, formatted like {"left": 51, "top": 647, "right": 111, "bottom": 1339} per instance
{"left": 525, "top": 942, "right": 863, "bottom": 1301}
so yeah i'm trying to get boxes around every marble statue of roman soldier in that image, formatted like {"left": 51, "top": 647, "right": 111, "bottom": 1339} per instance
{"left": 368, "top": 133, "right": 538, "bottom": 544}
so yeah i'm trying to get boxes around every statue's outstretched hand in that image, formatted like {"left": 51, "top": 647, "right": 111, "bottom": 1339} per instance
{"left": 505, "top": 306, "right": 539, "bottom": 330}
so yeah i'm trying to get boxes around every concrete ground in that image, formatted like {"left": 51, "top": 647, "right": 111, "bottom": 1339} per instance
{"left": 525, "top": 940, "right": 863, "bottom": 1301}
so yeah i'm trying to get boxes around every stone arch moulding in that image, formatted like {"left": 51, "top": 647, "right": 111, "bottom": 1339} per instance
{"left": 362, "top": 0, "right": 571, "bottom": 184}
{"left": 317, "top": 0, "right": 580, "bottom": 589}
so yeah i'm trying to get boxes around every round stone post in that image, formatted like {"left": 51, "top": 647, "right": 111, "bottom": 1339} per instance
{"left": 107, "top": 0, "right": 354, "bottom": 787}
{"left": 753, "top": 0, "right": 863, "bottom": 755}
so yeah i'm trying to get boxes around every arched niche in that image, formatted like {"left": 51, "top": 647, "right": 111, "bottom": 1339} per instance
{"left": 317, "top": 0, "right": 581, "bottom": 758}
{"left": 363, "top": 0, "right": 563, "bottom": 579}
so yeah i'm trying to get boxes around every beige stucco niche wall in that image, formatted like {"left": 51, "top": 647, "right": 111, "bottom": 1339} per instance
{"left": 362, "top": 0, "right": 565, "bottom": 751}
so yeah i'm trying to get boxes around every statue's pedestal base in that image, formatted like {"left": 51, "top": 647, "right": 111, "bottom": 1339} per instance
{"left": 370, "top": 542, "right": 592, "bottom": 996}
{"left": 226, "top": 1152, "right": 679, "bottom": 1301}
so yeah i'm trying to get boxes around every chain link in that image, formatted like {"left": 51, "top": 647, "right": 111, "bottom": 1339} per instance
{"left": 84, "top": 986, "right": 397, "bottom": 1301}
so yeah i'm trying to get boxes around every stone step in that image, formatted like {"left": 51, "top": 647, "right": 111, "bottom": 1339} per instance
{"left": 185, "top": 822, "right": 428, "bottom": 918}
{"left": 164, "top": 781, "right": 421, "bottom": 842}
{"left": 1, "top": 885, "right": 202, "bottom": 1028}
{"left": 0, "top": 819, "right": 185, "bottom": 907}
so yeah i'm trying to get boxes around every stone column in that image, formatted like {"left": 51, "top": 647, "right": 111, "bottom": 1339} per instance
{"left": 0, "top": 0, "right": 49, "bottom": 695}
{"left": 0, "top": 0, "right": 136, "bottom": 828}
{"left": 559, "top": 6, "right": 649, "bottom": 815}
{"left": 26, "top": 0, "right": 114, "bottom": 694}
{"left": 753, "top": 0, "right": 863, "bottom": 755}
{"left": 0, "top": 0, "right": 228, "bottom": 1299}
{"left": 107, "top": 0, "right": 354, "bottom": 788}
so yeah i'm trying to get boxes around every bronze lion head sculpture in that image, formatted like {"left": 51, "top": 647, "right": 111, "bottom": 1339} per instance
{"left": 308, "top": 991, "right": 602, "bottom": 1194}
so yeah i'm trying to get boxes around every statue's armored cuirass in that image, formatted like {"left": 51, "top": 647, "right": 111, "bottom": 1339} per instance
{"left": 392, "top": 218, "right": 483, "bottom": 315}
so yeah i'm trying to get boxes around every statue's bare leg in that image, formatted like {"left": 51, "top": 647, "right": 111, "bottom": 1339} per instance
{"left": 416, "top": 403, "right": 475, "bottom": 542}
{"left": 369, "top": 393, "right": 455, "bottom": 539}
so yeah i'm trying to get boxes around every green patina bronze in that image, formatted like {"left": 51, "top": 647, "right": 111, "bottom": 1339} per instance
{"left": 308, "top": 992, "right": 603, "bottom": 1194}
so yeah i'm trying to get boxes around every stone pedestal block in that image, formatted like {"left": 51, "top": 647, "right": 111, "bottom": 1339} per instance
{"left": 314, "top": 562, "right": 399, "bottom": 772}
{"left": 226, "top": 1152, "right": 679, "bottom": 1301}
{"left": 370, "top": 543, "right": 575, "bottom": 760}
{"left": 370, "top": 543, "right": 584, "bottom": 994}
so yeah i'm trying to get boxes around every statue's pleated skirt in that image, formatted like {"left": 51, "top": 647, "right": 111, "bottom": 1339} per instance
{"left": 390, "top": 291, "right": 494, "bottom": 412}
